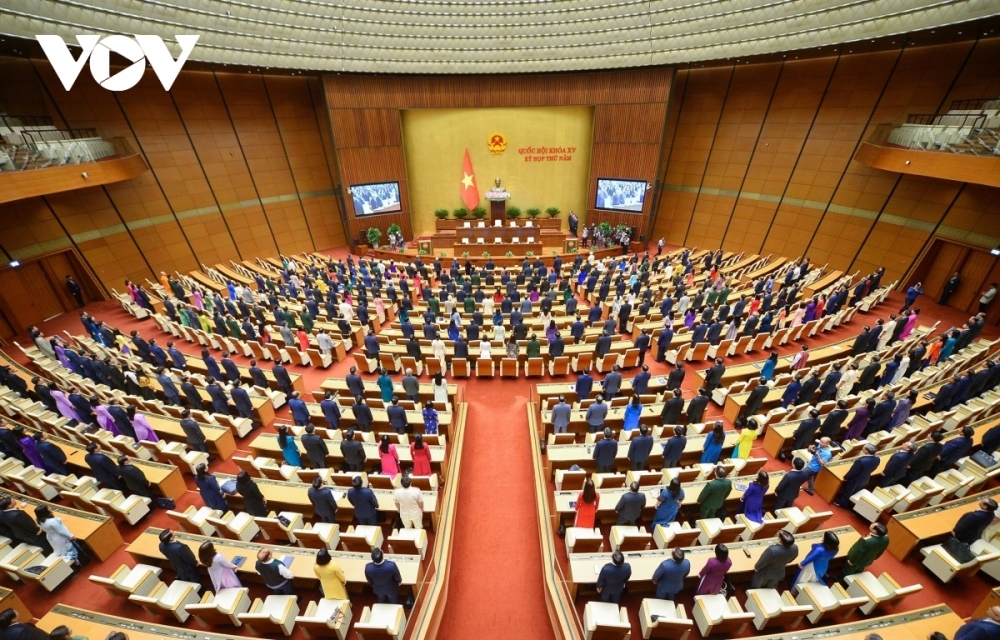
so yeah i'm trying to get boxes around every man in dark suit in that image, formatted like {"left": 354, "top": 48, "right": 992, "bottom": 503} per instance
{"left": 857, "top": 356, "right": 882, "bottom": 392}
{"left": 576, "top": 371, "right": 594, "bottom": 401}
{"left": 158, "top": 529, "right": 200, "bottom": 582}
{"left": 365, "top": 548, "right": 403, "bottom": 604}
{"left": 221, "top": 353, "right": 241, "bottom": 384}
{"left": 179, "top": 376, "right": 205, "bottom": 411}
{"left": 348, "top": 476, "right": 379, "bottom": 526}
{"left": 387, "top": 397, "right": 408, "bottom": 434}
{"left": 340, "top": 430, "right": 366, "bottom": 472}
{"left": 595, "top": 331, "right": 613, "bottom": 358}
{"left": 661, "top": 425, "right": 687, "bottom": 469}
{"left": 666, "top": 362, "right": 685, "bottom": 390}
{"left": 797, "top": 371, "right": 822, "bottom": 405}
{"left": 933, "top": 375, "right": 961, "bottom": 412}
{"left": 351, "top": 395, "right": 374, "bottom": 432}
{"left": 205, "top": 379, "right": 230, "bottom": 415}
{"left": 273, "top": 363, "right": 293, "bottom": 396}
{"left": 596, "top": 551, "right": 632, "bottom": 604}
{"left": 319, "top": 392, "right": 341, "bottom": 431}
{"left": 106, "top": 399, "right": 136, "bottom": 440}
{"left": 593, "top": 428, "right": 618, "bottom": 473}
{"left": 690, "top": 322, "right": 708, "bottom": 345}
{"left": 817, "top": 364, "right": 843, "bottom": 402}
{"left": 686, "top": 389, "right": 710, "bottom": 424}
{"left": 934, "top": 426, "right": 975, "bottom": 474}
{"left": 866, "top": 319, "right": 884, "bottom": 353}
{"left": 248, "top": 360, "right": 269, "bottom": 389}
{"left": 743, "top": 378, "right": 770, "bottom": 419}
{"left": 632, "top": 365, "right": 651, "bottom": 396}
{"left": 704, "top": 358, "right": 726, "bottom": 392}
{"left": 615, "top": 482, "right": 647, "bottom": 524}
{"left": 853, "top": 327, "right": 872, "bottom": 356}
{"left": 819, "top": 401, "right": 850, "bottom": 439}
{"left": 308, "top": 477, "right": 339, "bottom": 524}
{"left": 879, "top": 442, "right": 914, "bottom": 487}
{"left": 833, "top": 444, "right": 880, "bottom": 507}
{"left": 179, "top": 409, "right": 209, "bottom": 454}
{"left": 34, "top": 432, "right": 68, "bottom": 476}
{"left": 634, "top": 329, "right": 651, "bottom": 367}
{"left": 939, "top": 272, "right": 961, "bottom": 306}
{"left": 289, "top": 391, "right": 311, "bottom": 427}
{"left": 904, "top": 430, "right": 945, "bottom": 484}
{"left": 751, "top": 530, "right": 798, "bottom": 589}
{"left": 790, "top": 409, "right": 821, "bottom": 452}
{"left": 118, "top": 456, "right": 153, "bottom": 498}
{"left": 953, "top": 499, "right": 999, "bottom": 545}
{"left": 301, "top": 425, "right": 329, "bottom": 469}
{"left": 84, "top": 442, "right": 123, "bottom": 490}
{"left": 0, "top": 496, "right": 51, "bottom": 553}
{"left": 68, "top": 390, "right": 94, "bottom": 425}
{"left": 31, "top": 377, "right": 57, "bottom": 413}
{"left": 660, "top": 389, "right": 685, "bottom": 425}
{"left": 230, "top": 380, "right": 254, "bottom": 421}
{"left": 953, "top": 606, "right": 1000, "bottom": 640}
{"left": 773, "top": 458, "right": 809, "bottom": 510}
{"left": 865, "top": 391, "right": 897, "bottom": 436}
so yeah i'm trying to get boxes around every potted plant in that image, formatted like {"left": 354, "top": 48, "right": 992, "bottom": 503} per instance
{"left": 506, "top": 205, "right": 521, "bottom": 219}
{"left": 505, "top": 250, "right": 514, "bottom": 257}
{"left": 366, "top": 227, "right": 382, "bottom": 247}
{"left": 439, "top": 251, "right": 448, "bottom": 258}
{"left": 481, "top": 251, "right": 491, "bottom": 258}
{"left": 546, "top": 206, "right": 561, "bottom": 218}
{"left": 526, "top": 250, "right": 535, "bottom": 257}
{"left": 461, "top": 251, "right": 470, "bottom": 258}
{"left": 419, "top": 248, "right": 430, "bottom": 255}
{"left": 453, "top": 207, "right": 469, "bottom": 219}
{"left": 472, "top": 206, "right": 487, "bottom": 220}
{"left": 434, "top": 208, "right": 449, "bottom": 220}
{"left": 526, "top": 207, "right": 542, "bottom": 219}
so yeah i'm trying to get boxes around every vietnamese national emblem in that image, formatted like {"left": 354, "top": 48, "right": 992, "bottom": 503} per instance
{"left": 487, "top": 133, "right": 507, "bottom": 155}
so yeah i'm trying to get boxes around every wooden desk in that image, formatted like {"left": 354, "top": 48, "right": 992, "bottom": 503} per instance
{"left": 544, "top": 430, "right": 738, "bottom": 476}
{"left": 552, "top": 470, "right": 780, "bottom": 525}
{"left": 453, "top": 241, "right": 543, "bottom": 255}
{"left": 212, "top": 473, "right": 439, "bottom": 530}
{"left": 697, "top": 335, "right": 857, "bottom": 388}
{"left": 53, "top": 434, "right": 188, "bottom": 499}
{"left": 975, "top": 587, "right": 1000, "bottom": 619}
{"left": 0, "top": 587, "right": 31, "bottom": 624}
{"left": 888, "top": 486, "right": 1000, "bottom": 560}
{"left": 319, "top": 377, "right": 458, "bottom": 405}
{"left": 187, "top": 270, "right": 226, "bottom": 293}
{"left": 306, "top": 402, "right": 453, "bottom": 437}
{"left": 536, "top": 378, "right": 671, "bottom": 405}
{"left": 749, "top": 605, "right": 961, "bottom": 640}
{"left": 814, "top": 414, "right": 1000, "bottom": 503}
{"left": 0, "top": 489, "right": 122, "bottom": 561}
{"left": 142, "top": 413, "right": 236, "bottom": 460}
{"left": 248, "top": 433, "right": 447, "bottom": 473}
{"left": 181, "top": 356, "right": 305, "bottom": 395}
{"left": 452, "top": 226, "right": 563, "bottom": 248}
{"left": 540, "top": 399, "right": 683, "bottom": 437}
{"left": 126, "top": 528, "right": 422, "bottom": 589}
{"left": 740, "top": 257, "right": 787, "bottom": 284}
{"left": 567, "top": 526, "right": 860, "bottom": 599}
{"left": 803, "top": 270, "right": 845, "bottom": 298}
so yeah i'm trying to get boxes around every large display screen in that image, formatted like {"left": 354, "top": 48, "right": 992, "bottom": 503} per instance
{"left": 595, "top": 178, "right": 647, "bottom": 212}
{"left": 350, "top": 181, "right": 401, "bottom": 216}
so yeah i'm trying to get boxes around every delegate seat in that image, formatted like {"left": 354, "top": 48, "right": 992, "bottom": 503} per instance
{"left": 91, "top": 488, "right": 151, "bottom": 525}
{"left": 400, "top": 356, "right": 423, "bottom": 377}
{"left": 921, "top": 543, "right": 1000, "bottom": 583}
{"left": 595, "top": 353, "right": 618, "bottom": 374}
{"left": 354, "top": 604, "right": 407, "bottom": 640}
{"left": 526, "top": 358, "right": 545, "bottom": 377}
{"left": 850, "top": 485, "right": 909, "bottom": 523}
{"left": 692, "top": 594, "right": 754, "bottom": 637}
{"left": 296, "top": 598, "right": 353, "bottom": 640}
{"left": 844, "top": 572, "right": 923, "bottom": 614}
{"left": 696, "top": 518, "right": 746, "bottom": 545}
{"left": 89, "top": 563, "right": 163, "bottom": 598}
{"left": 583, "top": 602, "right": 631, "bottom": 640}
{"left": 256, "top": 511, "right": 304, "bottom": 544}
{"left": 340, "top": 525, "right": 384, "bottom": 552}
{"left": 653, "top": 522, "right": 701, "bottom": 549}
{"left": 14, "top": 550, "right": 75, "bottom": 592}
{"left": 793, "top": 582, "right": 869, "bottom": 623}
{"left": 292, "top": 523, "right": 341, "bottom": 550}
{"left": 379, "top": 353, "right": 401, "bottom": 373}
{"left": 476, "top": 358, "right": 495, "bottom": 377}
{"left": 555, "top": 469, "right": 587, "bottom": 490}
{"left": 387, "top": 528, "right": 428, "bottom": 560}
{"left": 736, "top": 514, "right": 789, "bottom": 541}
{"left": 566, "top": 528, "right": 604, "bottom": 554}
{"left": 129, "top": 579, "right": 202, "bottom": 622}
{"left": 610, "top": 526, "right": 653, "bottom": 552}
{"left": 501, "top": 358, "right": 519, "bottom": 378}
{"left": 550, "top": 356, "right": 571, "bottom": 377}
{"left": 187, "top": 587, "right": 252, "bottom": 627}
{"left": 638, "top": 598, "right": 693, "bottom": 640}
{"left": 744, "top": 589, "right": 813, "bottom": 630}
{"left": 353, "top": 352, "right": 378, "bottom": 374}
{"left": 893, "top": 477, "right": 943, "bottom": 512}
{"left": 451, "top": 358, "right": 470, "bottom": 378}
{"left": 930, "top": 469, "right": 973, "bottom": 505}
{"left": 206, "top": 511, "right": 261, "bottom": 542}
{"left": 573, "top": 352, "right": 593, "bottom": 373}
{"left": 239, "top": 594, "right": 300, "bottom": 636}
{"left": 775, "top": 506, "right": 833, "bottom": 534}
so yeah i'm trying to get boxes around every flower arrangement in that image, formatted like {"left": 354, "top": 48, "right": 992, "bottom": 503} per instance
{"left": 366, "top": 227, "right": 382, "bottom": 246}
{"left": 505, "top": 251, "right": 514, "bottom": 257}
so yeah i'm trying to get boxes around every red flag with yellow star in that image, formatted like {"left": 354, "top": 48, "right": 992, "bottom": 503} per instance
{"left": 460, "top": 148, "right": 480, "bottom": 210}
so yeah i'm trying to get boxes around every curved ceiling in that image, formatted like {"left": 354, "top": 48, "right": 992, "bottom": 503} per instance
{"left": 1, "top": 0, "right": 997, "bottom": 74}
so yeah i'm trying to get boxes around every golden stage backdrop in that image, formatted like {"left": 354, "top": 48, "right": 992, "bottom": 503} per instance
{"left": 402, "top": 106, "right": 594, "bottom": 237}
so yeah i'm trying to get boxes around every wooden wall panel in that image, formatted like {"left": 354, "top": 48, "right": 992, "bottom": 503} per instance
{"left": 324, "top": 68, "right": 673, "bottom": 244}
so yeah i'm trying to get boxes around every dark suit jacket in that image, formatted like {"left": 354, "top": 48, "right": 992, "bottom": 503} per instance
{"left": 819, "top": 409, "right": 849, "bottom": 438}
{"left": 839, "top": 455, "right": 879, "bottom": 498}
{"left": 660, "top": 398, "right": 685, "bottom": 425}
{"left": 180, "top": 418, "right": 207, "bottom": 446}
{"left": 301, "top": 433, "right": 329, "bottom": 466}
{"left": 159, "top": 540, "right": 200, "bottom": 582}
{"left": 85, "top": 452, "right": 121, "bottom": 488}
{"left": 596, "top": 563, "right": 632, "bottom": 598}
{"left": 686, "top": 396, "right": 709, "bottom": 423}
{"left": 880, "top": 450, "right": 914, "bottom": 486}
{"left": 0, "top": 509, "right": 46, "bottom": 547}
{"left": 365, "top": 560, "right": 402, "bottom": 598}
{"left": 348, "top": 486, "right": 379, "bottom": 522}
{"left": 37, "top": 440, "right": 68, "bottom": 475}
{"left": 745, "top": 385, "right": 769, "bottom": 417}
{"left": 341, "top": 439, "right": 366, "bottom": 467}
{"left": 774, "top": 469, "right": 810, "bottom": 502}
{"left": 954, "top": 509, "right": 996, "bottom": 544}
{"left": 387, "top": 405, "right": 408, "bottom": 431}
{"left": 615, "top": 491, "right": 647, "bottom": 521}
{"left": 119, "top": 464, "right": 153, "bottom": 497}
{"left": 308, "top": 486, "right": 339, "bottom": 521}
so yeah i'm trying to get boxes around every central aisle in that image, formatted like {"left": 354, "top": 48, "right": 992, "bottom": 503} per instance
{"left": 435, "top": 378, "right": 556, "bottom": 639}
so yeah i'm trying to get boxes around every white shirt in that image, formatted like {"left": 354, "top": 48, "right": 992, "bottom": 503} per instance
{"left": 394, "top": 486, "right": 424, "bottom": 520}
{"left": 317, "top": 333, "right": 333, "bottom": 353}
{"left": 339, "top": 302, "right": 354, "bottom": 322}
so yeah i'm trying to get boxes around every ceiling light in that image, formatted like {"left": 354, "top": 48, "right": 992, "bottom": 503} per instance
{"left": 8, "top": 261, "right": 20, "bottom": 268}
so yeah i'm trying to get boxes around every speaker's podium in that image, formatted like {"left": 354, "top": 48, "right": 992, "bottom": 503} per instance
{"left": 485, "top": 179, "right": 511, "bottom": 225}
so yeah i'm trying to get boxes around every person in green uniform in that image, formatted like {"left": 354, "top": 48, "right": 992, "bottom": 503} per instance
{"left": 526, "top": 334, "right": 541, "bottom": 358}
{"left": 705, "top": 288, "right": 719, "bottom": 307}
{"left": 300, "top": 310, "right": 314, "bottom": 333}
{"left": 836, "top": 523, "right": 889, "bottom": 584}
{"left": 718, "top": 286, "right": 731, "bottom": 305}
{"left": 428, "top": 296, "right": 441, "bottom": 316}
{"left": 225, "top": 315, "right": 242, "bottom": 340}
{"left": 697, "top": 466, "right": 732, "bottom": 519}
{"left": 463, "top": 296, "right": 475, "bottom": 313}
{"left": 285, "top": 309, "right": 298, "bottom": 330}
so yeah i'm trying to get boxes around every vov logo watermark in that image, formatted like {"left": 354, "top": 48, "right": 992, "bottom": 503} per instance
{"left": 36, "top": 34, "right": 199, "bottom": 91}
